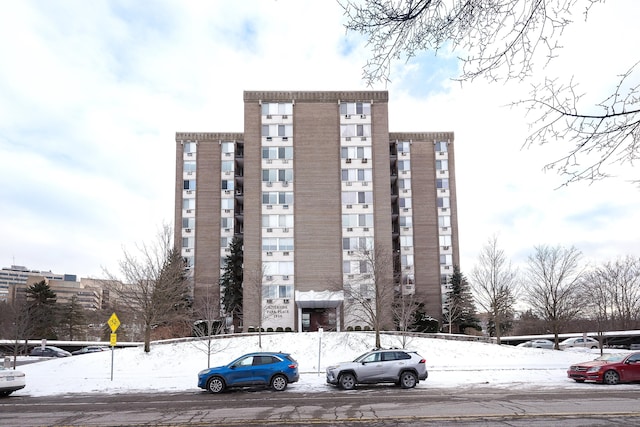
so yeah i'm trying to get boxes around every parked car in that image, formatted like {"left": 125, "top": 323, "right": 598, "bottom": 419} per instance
{"left": 559, "top": 337, "right": 599, "bottom": 350}
{"left": 198, "top": 352, "right": 299, "bottom": 393}
{"left": 30, "top": 346, "right": 72, "bottom": 357}
{"left": 567, "top": 352, "right": 640, "bottom": 384}
{"left": 517, "top": 339, "right": 554, "bottom": 349}
{"left": 326, "top": 348, "right": 428, "bottom": 390}
{"left": 72, "top": 346, "right": 109, "bottom": 355}
{"left": 0, "top": 366, "right": 26, "bottom": 397}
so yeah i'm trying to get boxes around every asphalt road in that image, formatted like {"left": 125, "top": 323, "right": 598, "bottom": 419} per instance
{"left": 2, "top": 386, "right": 640, "bottom": 426}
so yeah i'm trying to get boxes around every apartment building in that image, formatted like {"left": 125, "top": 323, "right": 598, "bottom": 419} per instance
{"left": 174, "top": 90, "right": 459, "bottom": 332}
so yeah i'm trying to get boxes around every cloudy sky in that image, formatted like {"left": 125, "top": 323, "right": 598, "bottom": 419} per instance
{"left": 1, "top": 0, "right": 638, "bottom": 279}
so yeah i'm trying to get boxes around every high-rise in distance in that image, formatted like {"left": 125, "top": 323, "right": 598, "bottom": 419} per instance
{"left": 174, "top": 91, "right": 459, "bottom": 332}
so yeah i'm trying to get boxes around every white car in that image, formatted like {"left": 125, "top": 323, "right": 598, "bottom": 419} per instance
{"left": 517, "top": 339, "right": 554, "bottom": 349}
{"left": 0, "top": 366, "right": 26, "bottom": 397}
{"left": 559, "top": 337, "right": 599, "bottom": 350}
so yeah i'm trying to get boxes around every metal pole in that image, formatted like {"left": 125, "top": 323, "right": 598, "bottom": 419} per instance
{"left": 111, "top": 347, "right": 114, "bottom": 381}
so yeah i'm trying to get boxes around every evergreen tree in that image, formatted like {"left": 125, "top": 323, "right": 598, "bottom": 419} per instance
{"left": 445, "top": 266, "right": 481, "bottom": 334}
{"left": 220, "top": 236, "right": 243, "bottom": 331}
{"left": 58, "top": 295, "right": 86, "bottom": 340}
{"left": 25, "top": 280, "right": 58, "bottom": 339}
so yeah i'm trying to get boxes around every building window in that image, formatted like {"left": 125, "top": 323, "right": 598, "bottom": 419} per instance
{"left": 402, "top": 254, "right": 414, "bottom": 266}
{"left": 440, "top": 235, "right": 452, "bottom": 246}
{"left": 397, "top": 141, "right": 410, "bottom": 153}
{"left": 435, "top": 141, "right": 448, "bottom": 152}
{"left": 437, "top": 197, "right": 450, "bottom": 208}
{"left": 183, "top": 180, "right": 196, "bottom": 190}
{"left": 263, "top": 261, "right": 294, "bottom": 275}
{"left": 183, "top": 161, "right": 196, "bottom": 173}
{"left": 399, "top": 198, "right": 412, "bottom": 209}
{"left": 262, "top": 169, "right": 293, "bottom": 183}
{"left": 341, "top": 146, "right": 372, "bottom": 160}
{"left": 262, "top": 146, "right": 293, "bottom": 160}
{"left": 182, "top": 237, "right": 194, "bottom": 248}
{"left": 440, "top": 254, "right": 453, "bottom": 265}
{"left": 438, "top": 216, "right": 451, "bottom": 227}
{"left": 399, "top": 178, "right": 411, "bottom": 189}
{"left": 221, "top": 161, "right": 234, "bottom": 172}
{"left": 399, "top": 216, "right": 412, "bottom": 227}
{"left": 221, "top": 180, "right": 234, "bottom": 190}
{"left": 262, "top": 102, "right": 293, "bottom": 116}
{"left": 342, "top": 191, "right": 373, "bottom": 204}
{"left": 183, "top": 141, "right": 196, "bottom": 153}
{"left": 262, "top": 192, "right": 294, "bottom": 205}
{"left": 436, "top": 178, "right": 449, "bottom": 189}
{"left": 262, "top": 124, "right": 293, "bottom": 137}
{"left": 436, "top": 159, "right": 448, "bottom": 170}
{"left": 359, "top": 261, "right": 369, "bottom": 274}
{"left": 340, "top": 124, "right": 371, "bottom": 137}
{"left": 400, "top": 235, "right": 413, "bottom": 247}
{"left": 221, "top": 142, "right": 234, "bottom": 153}
{"left": 182, "top": 217, "right": 195, "bottom": 229}
{"left": 183, "top": 198, "right": 195, "bottom": 210}
{"left": 221, "top": 217, "right": 233, "bottom": 228}
{"left": 262, "top": 214, "right": 294, "bottom": 228}
{"left": 397, "top": 160, "right": 410, "bottom": 171}
{"left": 339, "top": 102, "right": 371, "bottom": 115}
{"left": 221, "top": 199, "right": 234, "bottom": 210}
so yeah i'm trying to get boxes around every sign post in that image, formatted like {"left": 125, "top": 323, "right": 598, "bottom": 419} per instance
{"left": 107, "top": 313, "right": 120, "bottom": 381}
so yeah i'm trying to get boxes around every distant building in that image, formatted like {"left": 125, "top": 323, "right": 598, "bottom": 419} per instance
{"left": 0, "top": 265, "right": 67, "bottom": 303}
{"left": 23, "top": 276, "right": 103, "bottom": 311}
{"left": 174, "top": 90, "right": 460, "bottom": 332}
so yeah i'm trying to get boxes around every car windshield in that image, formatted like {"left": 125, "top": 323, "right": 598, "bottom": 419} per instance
{"left": 594, "top": 354, "right": 626, "bottom": 362}
{"left": 353, "top": 352, "right": 374, "bottom": 363}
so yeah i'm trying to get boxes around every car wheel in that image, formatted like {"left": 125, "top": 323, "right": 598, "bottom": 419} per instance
{"left": 603, "top": 370, "right": 620, "bottom": 385}
{"left": 271, "top": 374, "right": 288, "bottom": 391}
{"left": 0, "top": 391, "right": 11, "bottom": 397}
{"left": 338, "top": 373, "right": 356, "bottom": 390}
{"left": 399, "top": 371, "right": 418, "bottom": 389}
{"left": 206, "top": 376, "right": 225, "bottom": 393}
{"left": 590, "top": 346, "right": 598, "bottom": 349}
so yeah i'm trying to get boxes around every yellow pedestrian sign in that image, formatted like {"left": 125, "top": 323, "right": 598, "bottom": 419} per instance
{"left": 110, "top": 333, "right": 117, "bottom": 347}
{"left": 108, "top": 313, "right": 120, "bottom": 332}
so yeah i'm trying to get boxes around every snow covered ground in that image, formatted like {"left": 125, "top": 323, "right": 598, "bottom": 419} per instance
{"left": 9, "top": 332, "right": 632, "bottom": 397}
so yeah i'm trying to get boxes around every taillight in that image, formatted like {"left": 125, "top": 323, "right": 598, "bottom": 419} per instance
{"left": 419, "top": 359, "right": 426, "bottom": 364}
{"left": 288, "top": 364, "right": 297, "bottom": 369}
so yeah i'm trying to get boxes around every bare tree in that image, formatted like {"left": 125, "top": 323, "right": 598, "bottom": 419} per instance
{"left": 191, "top": 288, "right": 230, "bottom": 368}
{"left": 525, "top": 245, "right": 586, "bottom": 348}
{"left": 343, "top": 246, "right": 395, "bottom": 348}
{"left": 243, "top": 262, "right": 268, "bottom": 348}
{"left": 470, "top": 235, "right": 520, "bottom": 344}
{"left": 103, "top": 224, "right": 191, "bottom": 353}
{"left": 392, "top": 291, "right": 424, "bottom": 348}
{"left": 583, "top": 256, "right": 640, "bottom": 331}
{"left": 341, "top": 0, "right": 640, "bottom": 185}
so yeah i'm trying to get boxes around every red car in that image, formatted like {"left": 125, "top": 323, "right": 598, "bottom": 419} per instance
{"left": 567, "top": 352, "right": 640, "bottom": 384}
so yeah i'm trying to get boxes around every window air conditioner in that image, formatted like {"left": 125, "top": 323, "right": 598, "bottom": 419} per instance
{"left": 346, "top": 158, "right": 352, "bottom": 163}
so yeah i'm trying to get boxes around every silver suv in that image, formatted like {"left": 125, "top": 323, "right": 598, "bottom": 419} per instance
{"left": 326, "top": 348, "right": 428, "bottom": 390}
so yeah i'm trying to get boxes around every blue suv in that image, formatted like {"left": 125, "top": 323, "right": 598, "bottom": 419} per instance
{"left": 198, "top": 352, "right": 299, "bottom": 393}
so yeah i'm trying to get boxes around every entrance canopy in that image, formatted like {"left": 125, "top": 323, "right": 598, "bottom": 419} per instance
{"left": 295, "top": 290, "right": 343, "bottom": 309}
